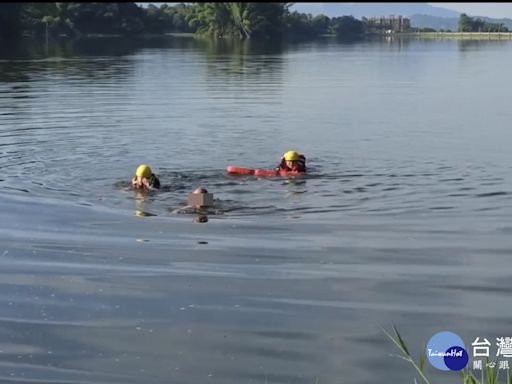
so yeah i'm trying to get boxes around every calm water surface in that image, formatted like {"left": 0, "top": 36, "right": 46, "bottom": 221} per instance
{"left": 1, "top": 36, "right": 512, "bottom": 383}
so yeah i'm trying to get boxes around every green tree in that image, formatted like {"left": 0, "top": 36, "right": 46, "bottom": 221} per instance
{"left": 188, "top": 2, "right": 289, "bottom": 39}
{"left": 18, "top": 3, "right": 60, "bottom": 36}
{"left": 331, "top": 15, "right": 364, "bottom": 39}
{"left": 225, "top": 3, "right": 253, "bottom": 38}
{"left": 143, "top": 4, "right": 170, "bottom": 34}
{"left": 472, "top": 17, "right": 485, "bottom": 32}
{"left": 284, "top": 11, "right": 315, "bottom": 37}
{"left": 187, "top": 3, "right": 231, "bottom": 38}
{"left": 458, "top": 13, "right": 508, "bottom": 32}
{"left": 15, "top": 3, "right": 146, "bottom": 37}
{"left": 311, "top": 14, "right": 330, "bottom": 35}
{"left": 458, "top": 13, "right": 473, "bottom": 32}
{"left": 238, "top": 3, "right": 289, "bottom": 38}
{"left": 168, "top": 3, "right": 196, "bottom": 32}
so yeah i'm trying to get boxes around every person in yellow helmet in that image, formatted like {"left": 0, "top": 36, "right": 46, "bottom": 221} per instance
{"left": 132, "top": 164, "right": 160, "bottom": 190}
{"left": 276, "top": 150, "right": 306, "bottom": 173}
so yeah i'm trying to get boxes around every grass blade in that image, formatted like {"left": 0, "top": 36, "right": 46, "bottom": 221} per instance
{"left": 393, "top": 325, "right": 410, "bottom": 356}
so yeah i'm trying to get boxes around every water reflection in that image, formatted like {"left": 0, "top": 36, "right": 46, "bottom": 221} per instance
{"left": 193, "top": 214, "right": 208, "bottom": 223}
{"left": 380, "top": 35, "right": 413, "bottom": 51}
{"left": 0, "top": 36, "right": 289, "bottom": 85}
{"left": 199, "top": 37, "right": 285, "bottom": 79}
{"left": 1, "top": 37, "right": 152, "bottom": 59}
{"left": 133, "top": 189, "right": 157, "bottom": 217}
{"left": 0, "top": 63, "right": 31, "bottom": 82}
{"left": 457, "top": 39, "right": 510, "bottom": 51}
{"left": 0, "top": 51, "right": 135, "bottom": 85}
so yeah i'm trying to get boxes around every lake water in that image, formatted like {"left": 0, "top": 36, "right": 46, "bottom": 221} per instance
{"left": 1, "top": 36, "right": 512, "bottom": 383}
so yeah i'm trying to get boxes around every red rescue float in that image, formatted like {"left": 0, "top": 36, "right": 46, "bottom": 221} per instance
{"left": 278, "top": 170, "right": 304, "bottom": 177}
{"left": 227, "top": 166, "right": 304, "bottom": 177}
{"left": 254, "top": 169, "right": 278, "bottom": 177}
{"left": 226, "top": 166, "right": 254, "bottom": 175}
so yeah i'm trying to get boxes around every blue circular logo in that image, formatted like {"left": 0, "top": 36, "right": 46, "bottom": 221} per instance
{"left": 444, "top": 346, "right": 469, "bottom": 371}
{"left": 426, "top": 332, "right": 468, "bottom": 371}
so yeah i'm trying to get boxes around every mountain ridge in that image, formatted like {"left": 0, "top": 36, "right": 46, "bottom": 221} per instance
{"left": 290, "top": 3, "right": 460, "bottom": 18}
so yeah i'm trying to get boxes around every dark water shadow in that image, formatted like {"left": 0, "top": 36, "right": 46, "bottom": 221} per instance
{"left": 458, "top": 38, "right": 511, "bottom": 52}
{"left": 195, "top": 37, "right": 286, "bottom": 84}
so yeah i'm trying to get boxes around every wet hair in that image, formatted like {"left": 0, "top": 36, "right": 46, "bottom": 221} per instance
{"left": 150, "top": 174, "right": 161, "bottom": 189}
{"left": 193, "top": 187, "right": 208, "bottom": 194}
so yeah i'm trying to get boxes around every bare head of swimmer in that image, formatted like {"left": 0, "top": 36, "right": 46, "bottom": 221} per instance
{"left": 193, "top": 187, "right": 208, "bottom": 194}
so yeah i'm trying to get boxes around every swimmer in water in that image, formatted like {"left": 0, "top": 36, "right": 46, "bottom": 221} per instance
{"left": 275, "top": 150, "right": 306, "bottom": 173}
{"left": 173, "top": 187, "right": 217, "bottom": 215}
{"left": 132, "top": 164, "right": 160, "bottom": 190}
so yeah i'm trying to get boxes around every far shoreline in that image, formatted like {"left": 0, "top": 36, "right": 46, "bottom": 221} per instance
{"left": 395, "top": 31, "right": 512, "bottom": 40}
{"left": 16, "top": 31, "right": 512, "bottom": 43}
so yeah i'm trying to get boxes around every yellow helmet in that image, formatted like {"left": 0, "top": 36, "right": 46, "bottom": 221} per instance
{"left": 135, "top": 164, "right": 152, "bottom": 178}
{"left": 283, "top": 151, "right": 300, "bottom": 161}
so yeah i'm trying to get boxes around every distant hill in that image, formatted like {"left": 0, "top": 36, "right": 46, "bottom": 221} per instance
{"left": 290, "top": 3, "right": 460, "bottom": 18}
{"left": 409, "top": 15, "right": 458, "bottom": 30}
{"left": 409, "top": 14, "right": 512, "bottom": 30}
{"left": 289, "top": 3, "right": 512, "bottom": 31}
{"left": 474, "top": 16, "right": 512, "bottom": 30}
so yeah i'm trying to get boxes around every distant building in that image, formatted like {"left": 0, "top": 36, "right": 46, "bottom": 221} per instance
{"left": 363, "top": 15, "right": 411, "bottom": 33}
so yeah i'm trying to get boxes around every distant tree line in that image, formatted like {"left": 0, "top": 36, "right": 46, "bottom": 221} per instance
{"left": 4, "top": 3, "right": 511, "bottom": 41}
{"left": 0, "top": 3, "right": 146, "bottom": 38}
{"left": 458, "top": 13, "right": 509, "bottom": 32}
{"left": 0, "top": 2, "right": 366, "bottom": 40}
